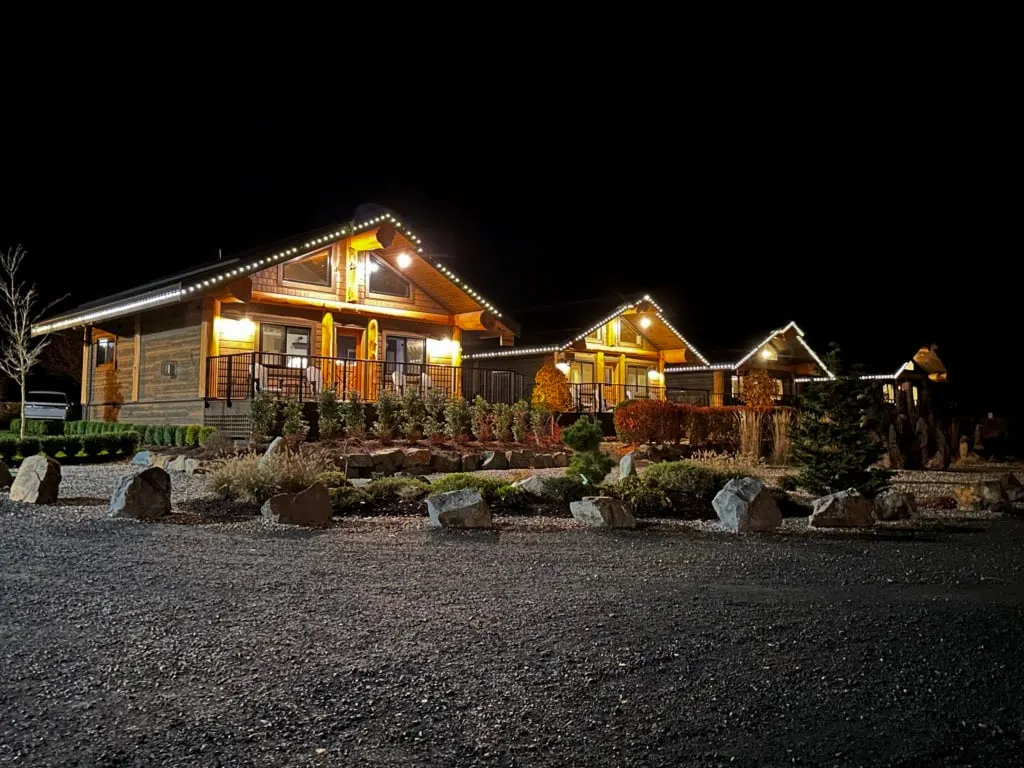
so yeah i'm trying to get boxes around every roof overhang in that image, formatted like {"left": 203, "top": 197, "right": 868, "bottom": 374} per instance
{"left": 31, "top": 285, "right": 185, "bottom": 336}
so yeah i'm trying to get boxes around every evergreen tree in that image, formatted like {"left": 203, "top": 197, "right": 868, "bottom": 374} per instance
{"left": 791, "top": 349, "right": 892, "bottom": 497}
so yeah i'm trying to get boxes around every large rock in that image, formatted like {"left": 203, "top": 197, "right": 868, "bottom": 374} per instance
{"left": 109, "top": 467, "right": 171, "bottom": 520}
{"left": 512, "top": 475, "right": 555, "bottom": 498}
{"left": 184, "top": 458, "right": 204, "bottom": 475}
{"left": 461, "top": 454, "right": 481, "bottom": 472}
{"left": 532, "top": 454, "right": 554, "bottom": 469}
{"left": 260, "top": 483, "right": 332, "bottom": 527}
{"left": 258, "top": 436, "right": 286, "bottom": 467}
{"left": 371, "top": 449, "right": 405, "bottom": 475}
{"left": 131, "top": 451, "right": 153, "bottom": 466}
{"left": 570, "top": 496, "right": 636, "bottom": 529}
{"left": 953, "top": 482, "right": 1010, "bottom": 513}
{"left": 809, "top": 489, "right": 875, "bottom": 528}
{"left": 150, "top": 454, "right": 172, "bottom": 470}
{"left": 430, "top": 453, "right": 461, "bottom": 473}
{"left": 403, "top": 448, "right": 432, "bottom": 471}
{"left": 0, "top": 461, "right": 13, "bottom": 489}
{"left": 426, "top": 489, "right": 491, "bottom": 528}
{"left": 167, "top": 454, "right": 189, "bottom": 472}
{"left": 482, "top": 450, "right": 508, "bottom": 470}
{"left": 712, "top": 477, "right": 781, "bottom": 532}
{"left": 344, "top": 453, "right": 375, "bottom": 468}
{"left": 551, "top": 452, "right": 569, "bottom": 468}
{"left": 619, "top": 451, "right": 637, "bottom": 479}
{"left": 874, "top": 490, "right": 916, "bottom": 521}
{"left": 506, "top": 450, "right": 533, "bottom": 469}
{"left": 9, "top": 455, "right": 62, "bottom": 504}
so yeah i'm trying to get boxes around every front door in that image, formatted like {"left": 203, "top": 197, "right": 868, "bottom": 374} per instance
{"left": 335, "top": 329, "right": 363, "bottom": 397}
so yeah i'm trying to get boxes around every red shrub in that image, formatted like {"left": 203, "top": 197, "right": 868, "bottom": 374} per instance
{"left": 686, "top": 406, "right": 743, "bottom": 446}
{"left": 614, "top": 399, "right": 685, "bottom": 444}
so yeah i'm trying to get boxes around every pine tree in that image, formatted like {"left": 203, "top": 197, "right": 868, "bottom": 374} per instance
{"left": 791, "top": 349, "right": 892, "bottom": 497}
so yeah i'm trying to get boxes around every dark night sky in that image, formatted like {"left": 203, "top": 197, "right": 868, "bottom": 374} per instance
{"left": 1, "top": 69, "right": 1014, "bottom": 417}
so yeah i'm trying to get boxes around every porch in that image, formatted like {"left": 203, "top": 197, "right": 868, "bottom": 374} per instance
{"left": 205, "top": 352, "right": 527, "bottom": 405}
{"left": 567, "top": 383, "right": 799, "bottom": 412}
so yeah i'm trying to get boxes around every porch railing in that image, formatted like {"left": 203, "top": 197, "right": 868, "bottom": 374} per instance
{"left": 205, "top": 353, "right": 526, "bottom": 406}
{"left": 568, "top": 383, "right": 713, "bottom": 412}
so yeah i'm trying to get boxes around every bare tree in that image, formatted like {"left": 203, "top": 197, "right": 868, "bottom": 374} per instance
{"left": 39, "top": 329, "right": 83, "bottom": 385}
{"left": 0, "top": 245, "right": 62, "bottom": 439}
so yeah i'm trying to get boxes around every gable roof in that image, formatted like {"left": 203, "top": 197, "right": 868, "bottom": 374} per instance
{"left": 31, "top": 211, "right": 518, "bottom": 336}
{"left": 463, "top": 294, "right": 710, "bottom": 364}
{"left": 665, "top": 321, "right": 835, "bottom": 378}
{"left": 806, "top": 345, "right": 948, "bottom": 384}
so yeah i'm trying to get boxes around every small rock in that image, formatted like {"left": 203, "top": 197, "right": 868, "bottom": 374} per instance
{"left": 258, "top": 436, "right": 286, "bottom": 468}
{"left": 809, "top": 489, "right": 875, "bottom": 528}
{"left": 712, "top": 477, "right": 781, "bottom": 532}
{"left": 9, "top": 455, "right": 62, "bottom": 504}
{"left": 130, "top": 451, "right": 153, "bottom": 467}
{"left": 108, "top": 467, "right": 171, "bottom": 520}
{"left": 260, "top": 483, "right": 332, "bottom": 527}
{"left": 874, "top": 490, "right": 916, "bottom": 521}
{"left": 461, "top": 454, "right": 481, "bottom": 472}
{"left": 482, "top": 450, "right": 508, "bottom": 470}
{"left": 426, "top": 489, "right": 491, "bottom": 528}
{"left": 570, "top": 496, "right": 636, "bottom": 529}
{"left": 150, "top": 455, "right": 171, "bottom": 470}
{"left": 532, "top": 454, "right": 554, "bottom": 469}
{"left": 506, "top": 450, "right": 533, "bottom": 469}
{"left": 551, "top": 452, "right": 568, "bottom": 468}
{"left": 619, "top": 451, "right": 637, "bottom": 479}
{"left": 0, "top": 461, "right": 12, "bottom": 489}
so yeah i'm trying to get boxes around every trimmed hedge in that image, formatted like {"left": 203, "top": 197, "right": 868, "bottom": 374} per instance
{"left": 9, "top": 419, "right": 64, "bottom": 436}
{"left": 61, "top": 421, "right": 216, "bottom": 447}
{"left": 0, "top": 431, "right": 140, "bottom": 464}
{"left": 613, "top": 400, "right": 743, "bottom": 447}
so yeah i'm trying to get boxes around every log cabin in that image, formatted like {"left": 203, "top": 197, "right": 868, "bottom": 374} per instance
{"left": 664, "top": 321, "right": 834, "bottom": 406}
{"left": 462, "top": 295, "right": 711, "bottom": 411}
{"left": 31, "top": 212, "right": 522, "bottom": 436}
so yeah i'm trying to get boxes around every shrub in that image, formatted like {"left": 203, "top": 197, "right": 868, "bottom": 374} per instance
{"left": 778, "top": 474, "right": 799, "bottom": 491}
{"left": 207, "top": 447, "right": 336, "bottom": 503}
{"left": 567, "top": 450, "right": 614, "bottom": 486}
{"left": 15, "top": 437, "right": 41, "bottom": 457}
{"left": 494, "top": 483, "right": 529, "bottom": 506}
{"left": 330, "top": 486, "right": 371, "bottom": 515}
{"left": 281, "top": 398, "right": 308, "bottom": 445}
{"left": 687, "top": 406, "right": 742, "bottom": 447}
{"left": 81, "top": 434, "right": 105, "bottom": 458}
{"left": 540, "top": 475, "right": 588, "bottom": 502}
{"left": 428, "top": 472, "right": 503, "bottom": 500}
{"left": 470, "top": 395, "right": 493, "bottom": 442}
{"left": 142, "top": 425, "right": 155, "bottom": 445}
{"left": 63, "top": 436, "right": 82, "bottom": 457}
{"left": 562, "top": 415, "right": 603, "bottom": 453}
{"left": 118, "top": 432, "right": 140, "bottom": 455}
{"left": 531, "top": 360, "right": 572, "bottom": 412}
{"left": 317, "top": 470, "right": 351, "bottom": 489}
{"left": 511, "top": 400, "right": 530, "bottom": 443}
{"left": 492, "top": 402, "right": 514, "bottom": 443}
{"left": 340, "top": 391, "right": 366, "bottom": 438}
{"left": 422, "top": 389, "right": 448, "bottom": 440}
{"left": 643, "top": 460, "right": 741, "bottom": 502}
{"left": 161, "top": 425, "right": 175, "bottom": 447}
{"left": 689, "top": 449, "right": 764, "bottom": 477}
{"left": 185, "top": 425, "right": 200, "bottom": 447}
{"left": 174, "top": 426, "right": 187, "bottom": 447}
{"left": 770, "top": 408, "right": 795, "bottom": 464}
{"left": 443, "top": 397, "right": 472, "bottom": 442}
{"left": 249, "top": 390, "right": 278, "bottom": 442}
{"left": 736, "top": 409, "right": 766, "bottom": 458}
{"left": 39, "top": 435, "right": 65, "bottom": 457}
{"left": 374, "top": 389, "right": 403, "bottom": 442}
{"left": 529, "top": 406, "right": 554, "bottom": 444}
{"left": 11, "top": 419, "right": 62, "bottom": 436}
{"left": 317, "top": 389, "right": 343, "bottom": 440}
{"left": 401, "top": 389, "right": 427, "bottom": 441}
{"left": 364, "top": 476, "right": 430, "bottom": 503}
{"left": 613, "top": 399, "right": 684, "bottom": 444}
{"left": 0, "top": 436, "right": 17, "bottom": 463}
{"left": 741, "top": 369, "right": 779, "bottom": 411}
{"left": 612, "top": 475, "right": 671, "bottom": 516}
{"left": 198, "top": 426, "right": 217, "bottom": 445}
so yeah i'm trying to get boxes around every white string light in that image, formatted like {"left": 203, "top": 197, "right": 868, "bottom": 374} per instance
{"left": 31, "top": 288, "right": 184, "bottom": 335}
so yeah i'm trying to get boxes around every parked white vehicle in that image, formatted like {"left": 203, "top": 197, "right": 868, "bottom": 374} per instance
{"left": 23, "top": 391, "right": 72, "bottom": 421}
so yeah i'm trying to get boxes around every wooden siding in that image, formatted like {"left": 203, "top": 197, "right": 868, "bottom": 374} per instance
{"left": 250, "top": 243, "right": 343, "bottom": 303}
{"left": 665, "top": 371, "right": 714, "bottom": 392}
{"left": 362, "top": 238, "right": 449, "bottom": 316}
{"left": 116, "top": 400, "right": 205, "bottom": 425}
{"left": 137, "top": 304, "right": 203, "bottom": 402}
{"left": 89, "top": 332, "right": 134, "bottom": 407}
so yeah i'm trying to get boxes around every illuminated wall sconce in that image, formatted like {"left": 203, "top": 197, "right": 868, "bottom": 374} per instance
{"left": 555, "top": 362, "right": 571, "bottom": 375}
{"left": 761, "top": 345, "right": 778, "bottom": 361}
{"left": 427, "top": 337, "right": 456, "bottom": 359}
{"left": 215, "top": 316, "right": 256, "bottom": 342}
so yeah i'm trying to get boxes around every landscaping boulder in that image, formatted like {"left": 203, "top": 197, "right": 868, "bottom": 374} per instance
{"left": 532, "top": 454, "right": 554, "bottom": 469}
{"left": 260, "top": 482, "right": 332, "bottom": 527}
{"left": 0, "top": 461, "right": 13, "bottom": 489}
{"left": 953, "top": 482, "right": 1010, "bottom": 513}
{"left": 131, "top": 451, "right": 153, "bottom": 467}
{"left": 371, "top": 449, "right": 405, "bottom": 475}
{"left": 344, "top": 452, "right": 375, "bottom": 468}
{"left": 482, "top": 450, "right": 508, "bottom": 470}
{"left": 570, "top": 496, "right": 636, "bottom": 529}
{"left": 551, "top": 452, "right": 568, "bottom": 468}
{"left": 461, "top": 454, "right": 481, "bottom": 472}
{"left": 619, "top": 451, "right": 637, "bottom": 479}
{"left": 258, "top": 436, "right": 285, "bottom": 467}
{"left": 712, "top": 477, "right": 781, "bottom": 532}
{"left": 426, "top": 489, "right": 491, "bottom": 529}
{"left": 874, "top": 490, "right": 916, "bottom": 521}
{"left": 403, "top": 448, "right": 432, "bottom": 472}
{"left": 184, "top": 458, "right": 204, "bottom": 475}
{"left": 809, "top": 489, "right": 875, "bottom": 528}
{"left": 150, "top": 455, "right": 172, "bottom": 470}
{"left": 431, "top": 453, "right": 461, "bottom": 473}
{"left": 512, "top": 475, "right": 554, "bottom": 498}
{"left": 108, "top": 467, "right": 171, "bottom": 521}
{"left": 506, "top": 450, "right": 533, "bottom": 469}
{"left": 9, "top": 455, "right": 62, "bottom": 504}
{"left": 167, "top": 454, "right": 189, "bottom": 472}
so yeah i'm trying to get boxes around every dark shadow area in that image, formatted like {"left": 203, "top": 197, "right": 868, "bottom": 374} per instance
{"left": 53, "top": 497, "right": 106, "bottom": 507}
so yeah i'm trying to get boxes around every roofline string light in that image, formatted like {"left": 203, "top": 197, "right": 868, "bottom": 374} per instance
{"left": 464, "top": 295, "right": 710, "bottom": 363}
{"left": 33, "top": 212, "right": 507, "bottom": 334}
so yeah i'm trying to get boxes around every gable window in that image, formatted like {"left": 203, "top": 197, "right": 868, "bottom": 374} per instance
{"left": 618, "top": 319, "right": 639, "bottom": 346}
{"left": 368, "top": 255, "right": 411, "bottom": 299}
{"left": 261, "top": 323, "right": 311, "bottom": 368}
{"left": 283, "top": 249, "right": 331, "bottom": 286}
{"left": 587, "top": 325, "right": 603, "bottom": 343}
{"left": 95, "top": 337, "right": 116, "bottom": 368}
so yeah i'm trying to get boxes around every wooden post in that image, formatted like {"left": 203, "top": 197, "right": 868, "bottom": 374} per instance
{"left": 80, "top": 326, "right": 91, "bottom": 417}
{"left": 713, "top": 370, "right": 726, "bottom": 407}
{"left": 321, "top": 312, "right": 334, "bottom": 357}
{"left": 451, "top": 326, "right": 462, "bottom": 397}
{"left": 198, "top": 297, "right": 220, "bottom": 399}
{"left": 131, "top": 313, "right": 141, "bottom": 402}
{"left": 657, "top": 350, "right": 666, "bottom": 399}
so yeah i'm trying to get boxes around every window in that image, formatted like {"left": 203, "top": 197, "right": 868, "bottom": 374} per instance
{"left": 731, "top": 375, "right": 742, "bottom": 398}
{"left": 618, "top": 319, "right": 639, "bottom": 346}
{"left": 385, "top": 336, "right": 425, "bottom": 367}
{"left": 336, "top": 334, "right": 358, "bottom": 360}
{"left": 604, "top": 367, "right": 614, "bottom": 385}
{"left": 626, "top": 365, "right": 650, "bottom": 389}
{"left": 570, "top": 361, "right": 595, "bottom": 384}
{"left": 587, "top": 325, "right": 603, "bottom": 343}
{"left": 261, "top": 324, "right": 311, "bottom": 368}
{"left": 283, "top": 249, "right": 331, "bottom": 286}
{"left": 95, "top": 338, "right": 116, "bottom": 367}
{"left": 882, "top": 383, "right": 895, "bottom": 403}
{"left": 368, "top": 255, "right": 411, "bottom": 299}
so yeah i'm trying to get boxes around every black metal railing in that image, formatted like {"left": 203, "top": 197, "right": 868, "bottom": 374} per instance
{"left": 206, "top": 353, "right": 526, "bottom": 406}
{"left": 568, "top": 383, "right": 713, "bottom": 412}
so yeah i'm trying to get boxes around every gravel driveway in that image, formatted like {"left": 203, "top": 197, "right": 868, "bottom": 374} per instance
{"left": 2, "top": 465, "right": 1024, "bottom": 766}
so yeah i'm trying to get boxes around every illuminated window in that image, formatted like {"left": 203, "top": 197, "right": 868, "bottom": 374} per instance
{"left": 731, "top": 375, "right": 742, "bottom": 397}
{"left": 882, "top": 383, "right": 895, "bottom": 403}
{"left": 261, "top": 324, "right": 311, "bottom": 367}
{"left": 774, "top": 378, "right": 784, "bottom": 399}
{"left": 587, "top": 325, "right": 603, "bottom": 343}
{"left": 95, "top": 338, "right": 116, "bottom": 368}
{"left": 618, "top": 319, "right": 639, "bottom": 346}
{"left": 570, "top": 361, "right": 595, "bottom": 384}
{"left": 283, "top": 249, "right": 331, "bottom": 286}
{"left": 368, "top": 255, "right": 411, "bottom": 298}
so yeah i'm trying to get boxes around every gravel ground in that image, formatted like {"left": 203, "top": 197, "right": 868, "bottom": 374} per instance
{"left": 2, "top": 465, "right": 1024, "bottom": 766}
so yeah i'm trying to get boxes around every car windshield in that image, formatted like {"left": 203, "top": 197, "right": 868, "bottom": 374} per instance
{"left": 28, "top": 392, "right": 68, "bottom": 404}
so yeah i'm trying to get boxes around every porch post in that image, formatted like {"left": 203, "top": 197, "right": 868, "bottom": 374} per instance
{"left": 712, "top": 370, "right": 726, "bottom": 407}
{"left": 595, "top": 351, "right": 605, "bottom": 411}
{"left": 131, "top": 313, "right": 141, "bottom": 403}
{"left": 321, "top": 312, "right": 334, "bottom": 357}
{"left": 451, "top": 326, "right": 462, "bottom": 398}
{"left": 81, "top": 326, "right": 92, "bottom": 420}
{"left": 198, "top": 297, "right": 220, "bottom": 399}
{"left": 657, "top": 350, "right": 665, "bottom": 400}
